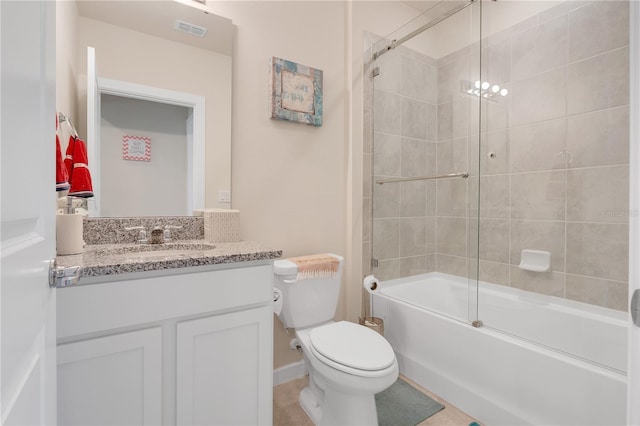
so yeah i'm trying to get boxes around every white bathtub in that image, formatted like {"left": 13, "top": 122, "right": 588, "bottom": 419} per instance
{"left": 372, "top": 272, "right": 628, "bottom": 425}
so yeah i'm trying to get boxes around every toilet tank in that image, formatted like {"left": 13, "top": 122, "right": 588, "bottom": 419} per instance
{"left": 273, "top": 254, "right": 344, "bottom": 329}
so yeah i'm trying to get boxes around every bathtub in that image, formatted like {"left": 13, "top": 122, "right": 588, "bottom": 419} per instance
{"left": 372, "top": 272, "right": 628, "bottom": 425}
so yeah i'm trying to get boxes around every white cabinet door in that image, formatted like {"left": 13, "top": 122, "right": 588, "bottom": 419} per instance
{"left": 176, "top": 305, "right": 273, "bottom": 426}
{"left": 1, "top": 1, "right": 57, "bottom": 424}
{"left": 57, "top": 328, "right": 162, "bottom": 426}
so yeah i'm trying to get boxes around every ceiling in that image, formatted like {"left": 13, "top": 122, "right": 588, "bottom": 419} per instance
{"left": 76, "top": 0, "right": 234, "bottom": 56}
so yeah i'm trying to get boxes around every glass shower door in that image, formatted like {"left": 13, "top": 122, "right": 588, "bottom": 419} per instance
{"left": 475, "top": 0, "right": 630, "bottom": 372}
{"left": 368, "top": 0, "right": 482, "bottom": 325}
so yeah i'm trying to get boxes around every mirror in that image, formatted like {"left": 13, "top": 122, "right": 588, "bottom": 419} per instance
{"left": 68, "top": 0, "right": 234, "bottom": 216}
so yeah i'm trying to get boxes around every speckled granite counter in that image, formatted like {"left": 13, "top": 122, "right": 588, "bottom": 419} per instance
{"left": 56, "top": 240, "right": 282, "bottom": 279}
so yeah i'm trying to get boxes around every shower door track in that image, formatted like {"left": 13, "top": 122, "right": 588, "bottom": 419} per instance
{"left": 373, "top": 0, "right": 477, "bottom": 60}
{"left": 375, "top": 171, "right": 469, "bottom": 185}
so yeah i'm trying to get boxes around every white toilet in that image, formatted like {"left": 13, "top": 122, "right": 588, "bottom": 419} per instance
{"left": 273, "top": 254, "right": 398, "bottom": 426}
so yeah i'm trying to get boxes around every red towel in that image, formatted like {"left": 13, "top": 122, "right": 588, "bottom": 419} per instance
{"left": 64, "top": 135, "right": 75, "bottom": 181}
{"left": 56, "top": 134, "right": 70, "bottom": 191}
{"left": 67, "top": 136, "right": 94, "bottom": 198}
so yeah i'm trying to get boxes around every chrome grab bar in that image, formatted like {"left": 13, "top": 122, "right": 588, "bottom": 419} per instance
{"left": 375, "top": 171, "right": 469, "bottom": 185}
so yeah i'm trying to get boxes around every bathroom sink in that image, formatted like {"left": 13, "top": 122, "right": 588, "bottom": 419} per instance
{"left": 86, "top": 242, "right": 217, "bottom": 257}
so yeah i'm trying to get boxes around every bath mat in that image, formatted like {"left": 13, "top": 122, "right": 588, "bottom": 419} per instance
{"left": 375, "top": 378, "right": 444, "bottom": 426}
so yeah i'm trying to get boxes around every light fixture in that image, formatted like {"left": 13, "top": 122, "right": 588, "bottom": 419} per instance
{"left": 460, "top": 80, "right": 509, "bottom": 101}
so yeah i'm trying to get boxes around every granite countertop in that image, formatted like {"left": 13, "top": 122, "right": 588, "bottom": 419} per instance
{"left": 56, "top": 240, "right": 283, "bottom": 278}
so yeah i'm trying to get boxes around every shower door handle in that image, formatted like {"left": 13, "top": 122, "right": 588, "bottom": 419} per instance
{"left": 632, "top": 289, "right": 640, "bottom": 327}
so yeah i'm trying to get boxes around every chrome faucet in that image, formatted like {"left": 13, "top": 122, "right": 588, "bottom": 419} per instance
{"left": 124, "top": 226, "right": 148, "bottom": 244}
{"left": 163, "top": 225, "right": 182, "bottom": 243}
{"left": 149, "top": 226, "right": 165, "bottom": 244}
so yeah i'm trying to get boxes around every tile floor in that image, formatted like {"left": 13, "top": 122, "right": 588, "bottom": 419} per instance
{"left": 273, "top": 374, "right": 478, "bottom": 426}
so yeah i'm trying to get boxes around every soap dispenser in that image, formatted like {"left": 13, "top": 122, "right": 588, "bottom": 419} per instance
{"left": 56, "top": 197, "right": 84, "bottom": 255}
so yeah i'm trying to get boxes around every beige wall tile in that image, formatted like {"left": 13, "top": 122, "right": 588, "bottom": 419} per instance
{"left": 511, "top": 171, "right": 566, "bottom": 220}
{"left": 568, "top": 1, "right": 629, "bottom": 63}
{"left": 567, "top": 47, "right": 629, "bottom": 115}
{"left": 566, "top": 166, "right": 629, "bottom": 223}
{"left": 373, "top": 132, "right": 401, "bottom": 177}
{"left": 481, "top": 37, "right": 511, "bottom": 86}
{"left": 510, "top": 220, "right": 565, "bottom": 271}
{"left": 566, "top": 106, "right": 629, "bottom": 168}
{"left": 425, "top": 216, "right": 436, "bottom": 253}
{"left": 512, "top": 15, "right": 567, "bottom": 82}
{"left": 566, "top": 222, "right": 629, "bottom": 282}
{"left": 373, "top": 90, "right": 402, "bottom": 134}
{"left": 510, "top": 118, "right": 566, "bottom": 173}
{"left": 473, "top": 219, "right": 510, "bottom": 263}
{"left": 401, "top": 138, "right": 427, "bottom": 177}
{"left": 436, "top": 217, "right": 467, "bottom": 257}
{"left": 480, "top": 94, "right": 510, "bottom": 133}
{"left": 479, "top": 260, "right": 510, "bottom": 286}
{"left": 400, "top": 218, "right": 426, "bottom": 257}
{"left": 373, "top": 178, "right": 399, "bottom": 218}
{"left": 400, "top": 255, "right": 428, "bottom": 277}
{"left": 436, "top": 179, "right": 468, "bottom": 217}
{"left": 469, "top": 130, "right": 509, "bottom": 176}
{"left": 437, "top": 138, "right": 468, "bottom": 175}
{"left": 373, "top": 50, "right": 402, "bottom": 94}
{"left": 565, "top": 274, "right": 628, "bottom": 311}
{"left": 374, "top": 258, "right": 401, "bottom": 281}
{"left": 511, "top": 68, "right": 566, "bottom": 126}
{"left": 372, "top": 218, "right": 399, "bottom": 260}
{"left": 437, "top": 54, "right": 470, "bottom": 104}
{"left": 436, "top": 254, "right": 469, "bottom": 279}
{"left": 400, "top": 181, "right": 427, "bottom": 217}
{"left": 480, "top": 174, "right": 510, "bottom": 219}
{"left": 400, "top": 55, "right": 432, "bottom": 102}
{"left": 402, "top": 98, "right": 428, "bottom": 140}
{"left": 438, "top": 98, "right": 470, "bottom": 142}
{"left": 510, "top": 267, "right": 565, "bottom": 298}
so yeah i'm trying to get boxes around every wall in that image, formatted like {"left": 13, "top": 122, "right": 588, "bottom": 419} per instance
{"left": 210, "top": 0, "right": 424, "bottom": 370}
{"left": 369, "top": 44, "right": 439, "bottom": 280}
{"left": 76, "top": 16, "right": 232, "bottom": 210}
{"left": 56, "top": 1, "right": 79, "bottom": 123}
{"left": 210, "top": 0, "right": 348, "bottom": 370}
{"left": 100, "top": 95, "right": 189, "bottom": 217}
{"left": 56, "top": 0, "right": 79, "bottom": 154}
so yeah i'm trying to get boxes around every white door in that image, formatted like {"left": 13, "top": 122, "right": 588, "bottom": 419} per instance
{"left": 629, "top": 1, "right": 640, "bottom": 424}
{"left": 0, "top": 1, "right": 57, "bottom": 425}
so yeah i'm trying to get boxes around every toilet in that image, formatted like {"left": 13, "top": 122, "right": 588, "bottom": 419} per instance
{"left": 273, "top": 254, "right": 398, "bottom": 426}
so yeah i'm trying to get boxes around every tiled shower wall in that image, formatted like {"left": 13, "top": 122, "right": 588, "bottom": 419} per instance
{"left": 364, "top": 0, "right": 630, "bottom": 311}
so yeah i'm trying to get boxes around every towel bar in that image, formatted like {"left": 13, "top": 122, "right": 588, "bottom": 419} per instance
{"left": 375, "top": 171, "right": 469, "bottom": 185}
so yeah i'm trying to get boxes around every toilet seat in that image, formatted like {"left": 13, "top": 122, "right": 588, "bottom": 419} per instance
{"left": 309, "top": 321, "right": 396, "bottom": 378}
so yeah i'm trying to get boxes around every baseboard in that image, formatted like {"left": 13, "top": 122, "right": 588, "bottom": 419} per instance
{"left": 273, "top": 360, "right": 307, "bottom": 386}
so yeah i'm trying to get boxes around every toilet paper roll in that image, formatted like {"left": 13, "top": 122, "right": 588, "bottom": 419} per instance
{"left": 363, "top": 275, "right": 379, "bottom": 294}
{"left": 273, "top": 288, "right": 283, "bottom": 315}
{"left": 56, "top": 214, "right": 84, "bottom": 255}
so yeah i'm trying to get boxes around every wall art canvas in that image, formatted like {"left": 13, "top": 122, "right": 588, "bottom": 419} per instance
{"left": 270, "top": 57, "right": 323, "bottom": 126}
{"left": 122, "top": 135, "right": 151, "bottom": 161}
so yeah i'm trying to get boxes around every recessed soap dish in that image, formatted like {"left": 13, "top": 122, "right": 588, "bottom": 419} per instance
{"left": 519, "top": 249, "right": 551, "bottom": 272}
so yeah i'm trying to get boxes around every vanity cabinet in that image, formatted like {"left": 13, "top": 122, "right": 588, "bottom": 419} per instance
{"left": 56, "top": 262, "right": 274, "bottom": 426}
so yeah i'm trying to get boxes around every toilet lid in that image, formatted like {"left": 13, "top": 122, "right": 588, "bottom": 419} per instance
{"left": 309, "top": 321, "right": 395, "bottom": 372}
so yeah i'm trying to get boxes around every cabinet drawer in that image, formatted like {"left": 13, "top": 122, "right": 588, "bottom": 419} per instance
{"left": 58, "top": 263, "right": 273, "bottom": 339}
